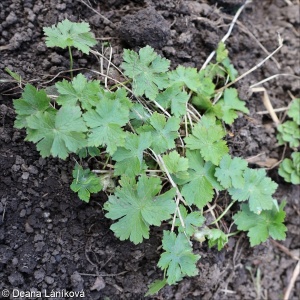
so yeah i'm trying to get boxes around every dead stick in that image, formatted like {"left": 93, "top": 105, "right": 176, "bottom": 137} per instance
{"left": 284, "top": 260, "right": 300, "bottom": 300}
{"left": 216, "top": 34, "right": 283, "bottom": 94}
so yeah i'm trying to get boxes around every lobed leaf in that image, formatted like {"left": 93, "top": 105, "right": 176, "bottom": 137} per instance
{"left": 104, "top": 175, "right": 176, "bottom": 244}
{"left": 112, "top": 132, "right": 152, "bottom": 177}
{"left": 162, "top": 150, "right": 189, "bottom": 181}
{"left": 168, "top": 66, "right": 201, "bottom": 92}
{"left": 184, "top": 115, "right": 228, "bottom": 165}
{"left": 287, "top": 98, "right": 300, "bottom": 125}
{"left": 121, "top": 46, "right": 170, "bottom": 100}
{"left": 83, "top": 94, "right": 131, "bottom": 154}
{"left": 215, "top": 154, "right": 248, "bottom": 189}
{"left": 278, "top": 152, "right": 300, "bottom": 184}
{"left": 55, "top": 74, "right": 101, "bottom": 109}
{"left": 26, "top": 106, "right": 87, "bottom": 159}
{"left": 181, "top": 150, "right": 223, "bottom": 209}
{"left": 233, "top": 202, "right": 287, "bottom": 246}
{"left": 137, "top": 112, "right": 180, "bottom": 154}
{"left": 13, "top": 84, "right": 54, "bottom": 129}
{"left": 174, "top": 205, "right": 205, "bottom": 236}
{"left": 158, "top": 231, "right": 200, "bottom": 285}
{"left": 43, "top": 19, "right": 97, "bottom": 53}
{"left": 277, "top": 121, "right": 300, "bottom": 148}
{"left": 71, "top": 164, "right": 102, "bottom": 202}
{"left": 218, "top": 88, "right": 249, "bottom": 124}
{"left": 228, "top": 168, "right": 278, "bottom": 214}
{"left": 156, "top": 84, "right": 189, "bottom": 117}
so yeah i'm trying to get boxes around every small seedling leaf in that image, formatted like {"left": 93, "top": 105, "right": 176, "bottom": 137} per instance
{"left": 71, "top": 164, "right": 102, "bottom": 202}
{"left": 158, "top": 231, "right": 200, "bottom": 285}
{"left": 218, "top": 88, "right": 249, "bottom": 124}
{"left": 43, "top": 19, "right": 97, "bottom": 53}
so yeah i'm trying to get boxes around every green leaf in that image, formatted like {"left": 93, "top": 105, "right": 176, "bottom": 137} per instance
{"left": 216, "top": 41, "right": 229, "bottom": 63}
{"left": 184, "top": 115, "right": 228, "bottom": 165}
{"left": 55, "top": 74, "right": 101, "bottom": 109}
{"left": 277, "top": 121, "right": 300, "bottom": 148}
{"left": 215, "top": 154, "right": 248, "bottom": 189}
{"left": 112, "top": 132, "right": 152, "bottom": 177}
{"left": 222, "top": 57, "right": 238, "bottom": 81}
{"left": 145, "top": 279, "right": 167, "bottom": 296}
{"left": 168, "top": 66, "right": 201, "bottom": 92}
{"left": 174, "top": 205, "right": 205, "bottom": 236}
{"left": 158, "top": 231, "right": 200, "bottom": 285}
{"left": 5, "top": 67, "right": 22, "bottom": 82}
{"left": 197, "top": 70, "right": 216, "bottom": 98}
{"left": 77, "top": 146, "right": 100, "bottom": 159}
{"left": 233, "top": 202, "right": 287, "bottom": 246}
{"left": 287, "top": 98, "right": 300, "bottom": 125}
{"left": 278, "top": 152, "right": 300, "bottom": 184}
{"left": 83, "top": 95, "right": 131, "bottom": 154}
{"left": 70, "top": 164, "right": 102, "bottom": 202}
{"left": 181, "top": 150, "right": 223, "bottom": 209}
{"left": 13, "top": 84, "right": 54, "bottom": 129}
{"left": 129, "top": 103, "right": 151, "bottom": 128}
{"left": 206, "top": 228, "right": 228, "bottom": 251}
{"left": 156, "top": 84, "right": 189, "bottom": 117}
{"left": 191, "top": 95, "right": 223, "bottom": 120}
{"left": 138, "top": 112, "right": 180, "bottom": 154}
{"left": 218, "top": 88, "right": 249, "bottom": 124}
{"left": 121, "top": 46, "right": 170, "bottom": 100}
{"left": 26, "top": 106, "right": 87, "bottom": 159}
{"left": 43, "top": 19, "right": 97, "bottom": 53}
{"left": 104, "top": 175, "right": 176, "bottom": 244}
{"left": 162, "top": 151, "right": 189, "bottom": 181}
{"left": 203, "top": 63, "right": 226, "bottom": 80}
{"left": 228, "top": 168, "right": 278, "bottom": 214}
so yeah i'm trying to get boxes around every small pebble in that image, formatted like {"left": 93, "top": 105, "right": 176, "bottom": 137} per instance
{"left": 22, "top": 172, "right": 30, "bottom": 180}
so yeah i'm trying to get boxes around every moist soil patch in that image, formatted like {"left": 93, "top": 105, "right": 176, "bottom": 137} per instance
{"left": 0, "top": 0, "right": 299, "bottom": 299}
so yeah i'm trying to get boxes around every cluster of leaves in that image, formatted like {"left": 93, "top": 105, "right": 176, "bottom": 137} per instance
{"left": 12, "top": 20, "right": 287, "bottom": 294}
{"left": 279, "top": 152, "right": 300, "bottom": 184}
{"left": 277, "top": 98, "right": 300, "bottom": 184}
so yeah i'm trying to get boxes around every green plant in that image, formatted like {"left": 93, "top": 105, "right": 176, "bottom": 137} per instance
{"left": 278, "top": 152, "right": 300, "bottom": 184}
{"left": 12, "top": 20, "right": 287, "bottom": 295}
{"left": 277, "top": 98, "right": 300, "bottom": 184}
{"left": 43, "top": 19, "right": 97, "bottom": 78}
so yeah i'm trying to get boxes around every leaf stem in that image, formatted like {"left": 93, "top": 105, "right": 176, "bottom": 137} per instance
{"left": 209, "top": 200, "right": 237, "bottom": 225}
{"left": 227, "top": 231, "right": 240, "bottom": 237}
{"left": 110, "top": 79, "right": 131, "bottom": 91}
{"left": 68, "top": 46, "right": 73, "bottom": 79}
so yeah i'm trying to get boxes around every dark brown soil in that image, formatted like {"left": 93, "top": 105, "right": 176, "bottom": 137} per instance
{"left": 0, "top": 0, "right": 299, "bottom": 299}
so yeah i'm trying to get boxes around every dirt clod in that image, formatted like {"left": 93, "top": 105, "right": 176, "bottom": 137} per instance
{"left": 119, "top": 7, "right": 171, "bottom": 48}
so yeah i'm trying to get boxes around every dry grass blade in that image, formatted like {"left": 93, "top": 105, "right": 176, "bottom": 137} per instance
{"left": 216, "top": 34, "right": 283, "bottom": 93}
{"left": 251, "top": 87, "right": 280, "bottom": 125}
{"left": 284, "top": 260, "right": 300, "bottom": 300}
{"left": 76, "top": 0, "right": 113, "bottom": 26}
{"left": 201, "top": 0, "right": 252, "bottom": 70}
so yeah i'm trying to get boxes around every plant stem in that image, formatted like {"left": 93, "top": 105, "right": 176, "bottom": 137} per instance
{"left": 110, "top": 79, "right": 131, "bottom": 91}
{"left": 68, "top": 46, "right": 73, "bottom": 79}
{"left": 227, "top": 231, "right": 240, "bottom": 237}
{"left": 210, "top": 200, "right": 237, "bottom": 225}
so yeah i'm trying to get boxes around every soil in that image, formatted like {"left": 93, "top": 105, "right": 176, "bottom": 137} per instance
{"left": 0, "top": 0, "right": 299, "bottom": 299}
